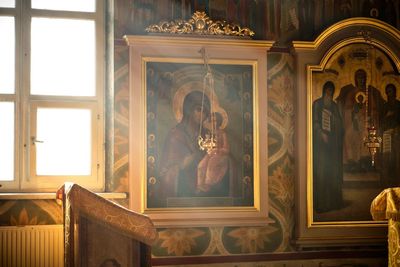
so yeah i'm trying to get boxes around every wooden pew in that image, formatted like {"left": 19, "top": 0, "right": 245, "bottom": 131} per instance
{"left": 57, "top": 183, "right": 158, "bottom": 267}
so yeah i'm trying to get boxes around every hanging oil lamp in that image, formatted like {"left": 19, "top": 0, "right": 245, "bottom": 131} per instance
{"left": 360, "top": 29, "right": 382, "bottom": 166}
{"left": 363, "top": 126, "right": 382, "bottom": 166}
{"left": 197, "top": 47, "right": 217, "bottom": 154}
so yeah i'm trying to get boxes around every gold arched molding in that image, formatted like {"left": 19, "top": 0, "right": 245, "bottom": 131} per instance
{"left": 311, "top": 37, "right": 400, "bottom": 73}
{"left": 293, "top": 17, "right": 400, "bottom": 72}
{"left": 293, "top": 17, "right": 400, "bottom": 49}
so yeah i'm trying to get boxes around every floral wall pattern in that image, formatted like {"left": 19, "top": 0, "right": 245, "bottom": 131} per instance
{"left": 0, "top": 200, "right": 62, "bottom": 226}
{"left": 110, "top": 45, "right": 130, "bottom": 194}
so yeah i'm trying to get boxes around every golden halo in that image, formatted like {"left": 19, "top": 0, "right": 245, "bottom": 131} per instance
{"left": 202, "top": 106, "right": 229, "bottom": 130}
{"left": 214, "top": 106, "right": 229, "bottom": 130}
{"left": 379, "top": 77, "right": 400, "bottom": 101}
{"left": 319, "top": 78, "right": 338, "bottom": 99}
{"left": 173, "top": 81, "right": 204, "bottom": 122}
{"left": 355, "top": 91, "right": 367, "bottom": 104}
{"left": 173, "top": 81, "right": 223, "bottom": 123}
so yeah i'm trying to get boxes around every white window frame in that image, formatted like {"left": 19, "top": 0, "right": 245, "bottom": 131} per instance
{"left": 0, "top": 0, "right": 105, "bottom": 192}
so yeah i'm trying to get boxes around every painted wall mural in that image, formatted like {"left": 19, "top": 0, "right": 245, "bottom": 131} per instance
{"left": 110, "top": 45, "right": 130, "bottom": 194}
{"left": 114, "top": 0, "right": 400, "bottom": 43}
{"left": 0, "top": 0, "right": 325, "bottom": 246}
{"left": 0, "top": 1, "right": 393, "bottom": 265}
{"left": 110, "top": 46, "right": 296, "bottom": 255}
{"left": 0, "top": 200, "right": 62, "bottom": 226}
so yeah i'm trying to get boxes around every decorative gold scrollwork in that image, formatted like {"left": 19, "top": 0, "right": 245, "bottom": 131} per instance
{"left": 145, "top": 11, "right": 255, "bottom": 37}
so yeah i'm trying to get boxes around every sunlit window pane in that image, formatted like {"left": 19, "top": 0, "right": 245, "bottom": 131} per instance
{"left": 0, "top": 102, "right": 14, "bottom": 181}
{"left": 0, "top": 0, "right": 15, "bottom": 8}
{"left": 36, "top": 107, "right": 92, "bottom": 175}
{"left": 0, "top": 16, "right": 15, "bottom": 94}
{"left": 31, "top": 18, "right": 95, "bottom": 96}
{"left": 32, "top": 0, "right": 95, "bottom": 12}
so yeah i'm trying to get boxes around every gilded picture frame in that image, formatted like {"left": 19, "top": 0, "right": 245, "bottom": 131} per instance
{"left": 294, "top": 18, "right": 400, "bottom": 248}
{"left": 125, "top": 35, "right": 274, "bottom": 227}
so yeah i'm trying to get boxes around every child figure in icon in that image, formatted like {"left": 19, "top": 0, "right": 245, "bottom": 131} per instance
{"left": 197, "top": 111, "right": 230, "bottom": 193}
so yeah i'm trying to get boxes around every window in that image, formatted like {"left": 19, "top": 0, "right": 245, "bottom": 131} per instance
{"left": 0, "top": 0, "right": 105, "bottom": 191}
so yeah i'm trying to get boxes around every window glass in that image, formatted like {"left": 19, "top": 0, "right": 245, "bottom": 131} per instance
{"left": 0, "top": 16, "right": 15, "bottom": 94}
{"left": 31, "top": 18, "right": 95, "bottom": 96}
{"left": 36, "top": 107, "right": 92, "bottom": 175}
{"left": 32, "top": 0, "right": 95, "bottom": 12}
{"left": 0, "top": 0, "right": 104, "bottom": 191}
{"left": 0, "top": 102, "right": 14, "bottom": 181}
{"left": 0, "top": 0, "right": 15, "bottom": 8}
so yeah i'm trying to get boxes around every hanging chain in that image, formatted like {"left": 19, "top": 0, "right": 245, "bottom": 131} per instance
{"left": 358, "top": 29, "right": 382, "bottom": 166}
{"left": 198, "top": 47, "right": 217, "bottom": 153}
{"left": 198, "top": 47, "right": 207, "bottom": 144}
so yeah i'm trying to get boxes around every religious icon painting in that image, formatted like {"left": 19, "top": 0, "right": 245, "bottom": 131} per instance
{"left": 310, "top": 43, "right": 400, "bottom": 223}
{"left": 145, "top": 62, "right": 254, "bottom": 209}
{"left": 125, "top": 35, "right": 274, "bottom": 227}
{"left": 294, "top": 18, "right": 400, "bottom": 247}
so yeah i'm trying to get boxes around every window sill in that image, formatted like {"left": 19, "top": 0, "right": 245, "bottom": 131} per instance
{"left": 0, "top": 192, "right": 127, "bottom": 200}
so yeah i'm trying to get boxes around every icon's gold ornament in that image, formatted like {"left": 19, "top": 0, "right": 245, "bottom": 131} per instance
{"left": 146, "top": 11, "right": 255, "bottom": 37}
{"left": 198, "top": 133, "right": 217, "bottom": 154}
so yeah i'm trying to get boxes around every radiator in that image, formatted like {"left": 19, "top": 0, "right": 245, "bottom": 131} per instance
{"left": 0, "top": 225, "right": 64, "bottom": 267}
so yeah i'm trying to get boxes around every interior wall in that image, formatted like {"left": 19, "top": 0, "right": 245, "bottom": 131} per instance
{"left": 111, "top": 0, "right": 394, "bottom": 260}
{"left": 112, "top": 0, "right": 297, "bottom": 256}
{"left": 112, "top": 43, "right": 296, "bottom": 256}
{"left": 0, "top": 0, "right": 396, "bottom": 264}
{"left": 112, "top": 2, "right": 296, "bottom": 255}
{"left": 113, "top": 0, "right": 400, "bottom": 44}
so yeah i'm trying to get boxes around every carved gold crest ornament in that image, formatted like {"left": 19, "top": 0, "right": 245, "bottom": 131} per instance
{"left": 145, "top": 11, "right": 255, "bottom": 37}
